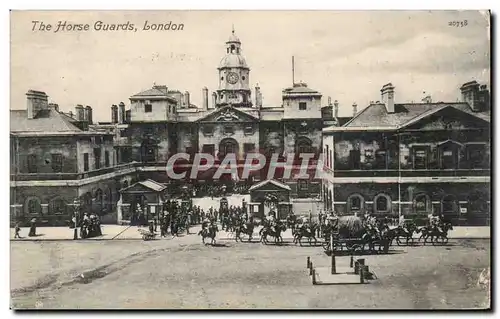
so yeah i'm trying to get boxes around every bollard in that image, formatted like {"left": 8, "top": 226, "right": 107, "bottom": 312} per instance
{"left": 309, "top": 262, "right": 314, "bottom": 276}
{"left": 331, "top": 253, "right": 336, "bottom": 274}
{"left": 350, "top": 255, "right": 354, "bottom": 268}
{"left": 312, "top": 268, "right": 317, "bottom": 285}
{"left": 359, "top": 265, "right": 365, "bottom": 284}
{"left": 307, "top": 256, "right": 311, "bottom": 269}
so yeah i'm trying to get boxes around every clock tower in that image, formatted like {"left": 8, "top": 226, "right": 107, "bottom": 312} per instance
{"left": 216, "top": 28, "right": 252, "bottom": 108}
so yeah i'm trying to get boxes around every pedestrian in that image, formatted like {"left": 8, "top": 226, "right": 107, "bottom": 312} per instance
{"left": 153, "top": 218, "right": 158, "bottom": 232}
{"left": 14, "top": 222, "right": 21, "bottom": 238}
{"left": 28, "top": 218, "right": 37, "bottom": 237}
{"left": 149, "top": 221, "right": 154, "bottom": 234}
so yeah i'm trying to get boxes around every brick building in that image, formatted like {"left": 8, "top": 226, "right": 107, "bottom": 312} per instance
{"left": 322, "top": 81, "right": 491, "bottom": 226}
{"left": 10, "top": 90, "right": 140, "bottom": 226}
{"left": 11, "top": 29, "right": 336, "bottom": 225}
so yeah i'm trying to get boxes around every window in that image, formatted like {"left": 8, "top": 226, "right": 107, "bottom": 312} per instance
{"left": 440, "top": 149, "right": 457, "bottom": 169}
{"left": 375, "top": 150, "right": 387, "bottom": 169}
{"left": 229, "top": 94, "right": 238, "bottom": 99}
{"left": 221, "top": 77, "right": 224, "bottom": 81}
{"left": 51, "top": 153, "right": 63, "bottom": 173}
{"left": 203, "top": 125, "right": 214, "bottom": 136}
{"left": 349, "top": 150, "right": 361, "bottom": 169}
{"left": 94, "top": 148, "right": 102, "bottom": 169}
{"left": 27, "top": 198, "right": 42, "bottom": 216}
{"left": 119, "top": 129, "right": 127, "bottom": 137}
{"left": 298, "top": 180, "right": 309, "bottom": 191}
{"left": 105, "top": 151, "right": 110, "bottom": 167}
{"left": 299, "top": 102, "right": 307, "bottom": 110}
{"left": 374, "top": 194, "right": 390, "bottom": 213}
{"left": 83, "top": 153, "right": 89, "bottom": 172}
{"left": 413, "top": 147, "right": 428, "bottom": 169}
{"left": 296, "top": 137, "right": 313, "bottom": 154}
{"left": 466, "top": 144, "right": 486, "bottom": 169}
{"left": 244, "top": 125, "right": 253, "bottom": 135}
{"left": 27, "top": 154, "right": 37, "bottom": 173}
{"left": 242, "top": 76, "right": 246, "bottom": 80}
{"left": 347, "top": 194, "right": 364, "bottom": 213}
{"left": 244, "top": 143, "right": 255, "bottom": 154}
{"left": 224, "top": 125, "right": 234, "bottom": 135}
{"left": 145, "top": 103, "right": 152, "bottom": 113}
{"left": 94, "top": 136, "right": 102, "bottom": 144}
{"left": 414, "top": 194, "right": 430, "bottom": 214}
{"left": 325, "top": 145, "right": 330, "bottom": 167}
{"left": 202, "top": 144, "right": 215, "bottom": 155}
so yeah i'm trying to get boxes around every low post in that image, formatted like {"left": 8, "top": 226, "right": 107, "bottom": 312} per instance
{"left": 309, "top": 262, "right": 314, "bottom": 276}
{"left": 312, "top": 268, "right": 317, "bottom": 285}
{"left": 354, "top": 261, "right": 359, "bottom": 274}
{"left": 307, "top": 256, "right": 311, "bottom": 269}
{"left": 359, "top": 265, "right": 365, "bottom": 284}
{"left": 350, "top": 255, "right": 354, "bottom": 268}
{"left": 330, "top": 233, "right": 336, "bottom": 274}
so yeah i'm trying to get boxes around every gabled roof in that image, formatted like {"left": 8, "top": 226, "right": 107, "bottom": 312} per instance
{"left": 130, "top": 88, "right": 177, "bottom": 102}
{"left": 334, "top": 102, "right": 489, "bottom": 130}
{"left": 120, "top": 179, "right": 167, "bottom": 193}
{"left": 248, "top": 179, "right": 291, "bottom": 191}
{"left": 10, "top": 108, "right": 82, "bottom": 133}
{"left": 437, "top": 139, "right": 464, "bottom": 147}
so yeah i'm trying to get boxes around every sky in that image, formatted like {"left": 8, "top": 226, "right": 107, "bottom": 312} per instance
{"left": 10, "top": 10, "right": 490, "bottom": 121}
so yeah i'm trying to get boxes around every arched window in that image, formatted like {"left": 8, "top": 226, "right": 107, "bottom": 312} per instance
{"left": 49, "top": 197, "right": 67, "bottom": 215}
{"left": 347, "top": 193, "right": 364, "bottom": 214}
{"left": 24, "top": 197, "right": 42, "bottom": 216}
{"left": 374, "top": 193, "right": 391, "bottom": 214}
{"left": 295, "top": 136, "right": 313, "bottom": 154}
{"left": 413, "top": 193, "right": 431, "bottom": 214}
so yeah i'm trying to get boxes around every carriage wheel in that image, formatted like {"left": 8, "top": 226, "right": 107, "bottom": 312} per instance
{"left": 396, "top": 236, "right": 403, "bottom": 246}
{"left": 435, "top": 236, "right": 449, "bottom": 245}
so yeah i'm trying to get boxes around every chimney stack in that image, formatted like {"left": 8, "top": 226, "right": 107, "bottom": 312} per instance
{"left": 381, "top": 83, "right": 395, "bottom": 113}
{"left": 69, "top": 110, "right": 73, "bottom": 118}
{"left": 211, "top": 92, "right": 217, "bottom": 109}
{"left": 255, "top": 84, "right": 262, "bottom": 108}
{"left": 460, "top": 81, "right": 482, "bottom": 112}
{"left": 202, "top": 87, "right": 209, "bottom": 111}
{"left": 352, "top": 102, "right": 357, "bottom": 117}
{"left": 86, "top": 106, "right": 93, "bottom": 124}
{"left": 26, "top": 90, "right": 48, "bottom": 119}
{"left": 75, "top": 104, "right": 85, "bottom": 121}
{"left": 334, "top": 100, "right": 339, "bottom": 118}
{"left": 119, "top": 102, "right": 126, "bottom": 124}
{"left": 111, "top": 105, "right": 118, "bottom": 124}
{"left": 184, "top": 91, "right": 190, "bottom": 108}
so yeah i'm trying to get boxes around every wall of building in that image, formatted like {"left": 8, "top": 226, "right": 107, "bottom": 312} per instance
{"left": 76, "top": 136, "right": 115, "bottom": 172}
{"left": 15, "top": 136, "right": 78, "bottom": 174}
{"left": 130, "top": 98, "right": 177, "bottom": 122}
{"left": 198, "top": 122, "right": 259, "bottom": 159}
{"left": 283, "top": 122, "right": 322, "bottom": 155}
{"left": 283, "top": 95, "right": 322, "bottom": 119}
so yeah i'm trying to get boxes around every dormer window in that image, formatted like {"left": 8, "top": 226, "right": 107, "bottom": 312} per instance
{"left": 230, "top": 44, "right": 235, "bottom": 53}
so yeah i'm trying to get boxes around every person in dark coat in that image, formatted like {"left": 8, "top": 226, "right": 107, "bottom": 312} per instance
{"left": 14, "top": 222, "right": 21, "bottom": 238}
{"left": 28, "top": 218, "right": 37, "bottom": 237}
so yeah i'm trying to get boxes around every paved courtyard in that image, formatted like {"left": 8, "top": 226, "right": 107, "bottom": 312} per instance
{"left": 10, "top": 229, "right": 490, "bottom": 309}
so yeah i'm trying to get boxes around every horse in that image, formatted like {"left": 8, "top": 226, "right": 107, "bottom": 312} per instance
{"left": 259, "top": 223, "right": 287, "bottom": 244}
{"left": 419, "top": 222, "right": 453, "bottom": 245}
{"left": 235, "top": 220, "right": 255, "bottom": 242}
{"left": 293, "top": 223, "right": 319, "bottom": 246}
{"left": 198, "top": 223, "right": 219, "bottom": 245}
{"left": 393, "top": 221, "right": 418, "bottom": 246}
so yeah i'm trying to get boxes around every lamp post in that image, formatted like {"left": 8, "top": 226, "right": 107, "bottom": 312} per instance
{"left": 73, "top": 199, "right": 80, "bottom": 240}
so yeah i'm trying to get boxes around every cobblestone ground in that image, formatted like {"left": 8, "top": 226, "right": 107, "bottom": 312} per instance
{"left": 10, "top": 232, "right": 490, "bottom": 309}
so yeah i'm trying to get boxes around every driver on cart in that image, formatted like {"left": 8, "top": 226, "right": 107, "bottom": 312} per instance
{"left": 266, "top": 212, "right": 276, "bottom": 232}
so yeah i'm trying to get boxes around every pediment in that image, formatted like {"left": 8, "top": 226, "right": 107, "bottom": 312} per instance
{"left": 196, "top": 106, "right": 259, "bottom": 123}
{"left": 402, "top": 106, "right": 490, "bottom": 131}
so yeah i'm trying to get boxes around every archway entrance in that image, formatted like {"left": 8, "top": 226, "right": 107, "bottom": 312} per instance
{"left": 219, "top": 138, "right": 239, "bottom": 158}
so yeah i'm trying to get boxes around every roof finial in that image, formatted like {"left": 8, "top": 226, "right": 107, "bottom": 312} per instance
{"left": 232, "top": 24, "right": 235, "bottom": 34}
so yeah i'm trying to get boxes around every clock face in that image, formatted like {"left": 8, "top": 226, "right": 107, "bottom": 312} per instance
{"left": 227, "top": 72, "right": 239, "bottom": 84}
